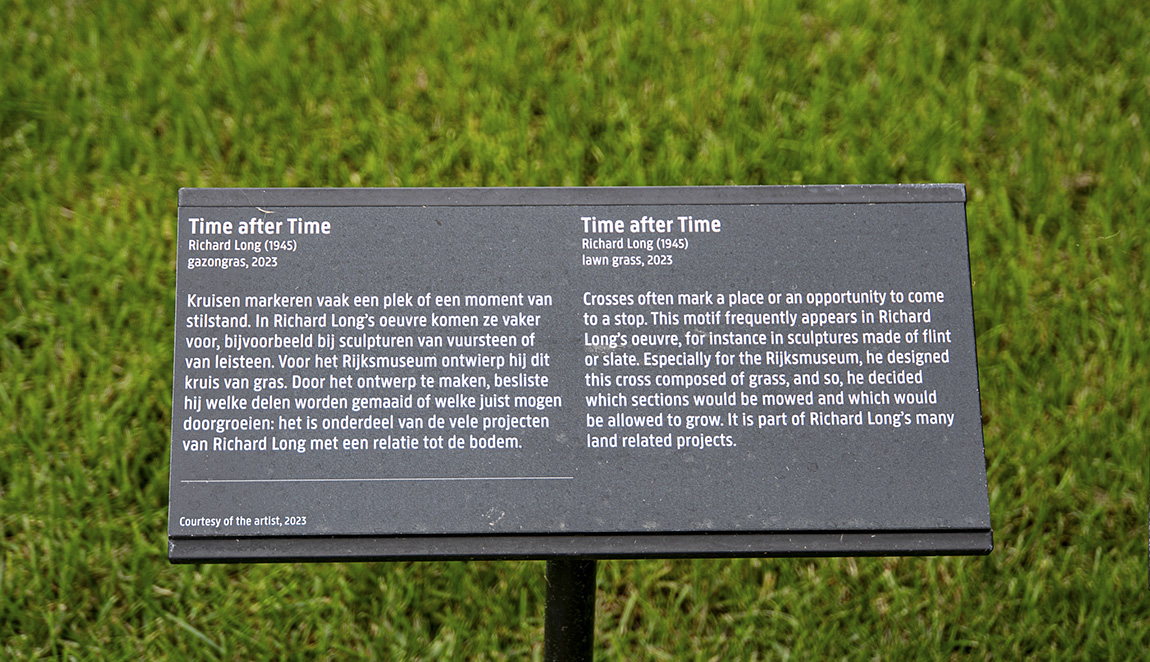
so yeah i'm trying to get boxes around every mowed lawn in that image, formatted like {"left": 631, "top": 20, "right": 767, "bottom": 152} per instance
{"left": 2, "top": 0, "right": 1147, "bottom": 658}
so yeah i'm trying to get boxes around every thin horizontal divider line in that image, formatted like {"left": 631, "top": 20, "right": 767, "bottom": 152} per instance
{"left": 182, "top": 476, "right": 574, "bottom": 484}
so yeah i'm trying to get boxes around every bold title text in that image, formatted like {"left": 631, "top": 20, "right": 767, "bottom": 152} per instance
{"left": 582, "top": 215, "right": 722, "bottom": 234}
{"left": 188, "top": 217, "right": 331, "bottom": 235}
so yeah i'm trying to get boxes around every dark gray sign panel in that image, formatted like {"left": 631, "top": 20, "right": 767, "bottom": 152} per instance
{"left": 168, "top": 185, "right": 991, "bottom": 561}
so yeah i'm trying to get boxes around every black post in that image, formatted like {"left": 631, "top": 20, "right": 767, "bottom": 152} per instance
{"left": 543, "top": 559, "right": 597, "bottom": 661}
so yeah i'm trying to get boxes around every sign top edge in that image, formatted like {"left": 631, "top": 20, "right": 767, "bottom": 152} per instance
{"left": 178, "top": 184, "right": 966, "bottom": 207}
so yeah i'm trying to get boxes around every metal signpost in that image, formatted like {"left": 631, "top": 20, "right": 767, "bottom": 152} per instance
{"left": 169, "top": 185, "right": 991, "bottom": 659}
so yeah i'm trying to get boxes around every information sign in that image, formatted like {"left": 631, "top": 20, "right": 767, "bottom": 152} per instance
{"left": 169, "top": 185, "right": 991, "bottom": 561}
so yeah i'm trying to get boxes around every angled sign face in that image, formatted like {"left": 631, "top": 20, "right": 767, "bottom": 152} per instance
{"left": 169, "top": 185, "right": 991, "bottom": 562}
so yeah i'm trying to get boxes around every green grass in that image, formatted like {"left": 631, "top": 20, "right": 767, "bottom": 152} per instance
{"left": 2, "top": 0, "right": 1148, "bottom": 658}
